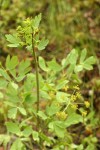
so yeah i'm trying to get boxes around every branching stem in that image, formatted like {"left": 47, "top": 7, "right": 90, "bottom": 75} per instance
{"left": 31, "top": 28, "right": 40, "bottom": 129}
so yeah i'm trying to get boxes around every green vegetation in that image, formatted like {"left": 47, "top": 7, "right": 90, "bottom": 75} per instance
{"left": 0, "top": 1, "right": 100, "bottom": 150}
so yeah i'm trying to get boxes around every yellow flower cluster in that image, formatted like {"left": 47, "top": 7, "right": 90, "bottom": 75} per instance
{"left": 71, "top": 91, "right": 81, "bottom": 102}
{"left": 56, "top": 111, "right": 68, "bottom": 120}
{"left": 76, "top": 92, "right": 81, "bottom": 99}
{"left": 71, "top": 95, "right": 77, "bottom": 101}
{"left": 62, "top": 85, "right": 69, "bottom": 92}
{"left": 73, "top": 85, "right": 80, "bottom": 90}
{"left": 71, "top": 104, "right": 78, "bottom": 110}
{"left": 49, "top": 91, "right": 55, "bottom": 99}
{"left": 23, "top": 18, "right": 31, "bottom": 25}
{"left": 82, "top": 111, "right": 87, "bottom": 117}
{"left": 84, "top": 101, "right": 90, "bottom": 108}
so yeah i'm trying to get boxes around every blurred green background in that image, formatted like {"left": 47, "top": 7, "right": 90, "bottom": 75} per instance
{"left": 0, "top": 0, "right": 100, "bottom": 58}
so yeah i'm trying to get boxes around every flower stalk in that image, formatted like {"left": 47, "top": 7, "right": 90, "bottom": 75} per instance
{"left": 31, "top": 28, "right": 40, "bottom": 129}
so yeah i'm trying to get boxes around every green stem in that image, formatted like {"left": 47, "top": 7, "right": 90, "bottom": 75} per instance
{"left": 31, "top": 28, "right": 40, "bottom": 129}
{"left": 0, "top": 0, "right": 3, "bottom": 14}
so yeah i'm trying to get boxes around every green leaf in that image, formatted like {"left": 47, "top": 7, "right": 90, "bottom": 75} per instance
{"left": 37, "top": 38, "right": 49, "bottom": 50}
{"left": 18, "top": 107, "right": 27, "bottom": 116}
{"left": 5, "top": 34, "right": 21, "bottom": 47}
{"left": 74, "top": 65, "right": 83, "bottom": 73}
{"left": 9, "top": 69, "right": 16, "bottom": 78}
{"left": 25, "top": 93, "right": 37, "bottom": 105}
{"left": 39, "top": 56, "right": 49, "bottom": 72}
{"left": 24, "top": 73, "right": 35, "bottom": 92}
{"left": 67, "top": 64, "right": 75, "bottom": 74}
{"left": 0, "top": 134, "right": 10, "bottom": 146}
{"left": 15, "top": 75, "right": 26, "bottom": 82}
{"left": 52, "top": 147, "right": 60, "bottom": 150}
{"left": 71, "top": 144, "right": 83, "bottom": 149}
{"left": 6, "top": 55, "right": 18, "bottom": 70}
{"left": 86, "top": 144, "right": 95, "bottom": 150}
{"left": 39, "top": 132, "right": 52, "bottom": 144}
{"left": 0, "top": 78, "right": 8, "bottom": 89}
{"left": 83, "top": 64, "right": 93, "bottom": 70}
{"left": 0, "top": 92, "right": 3, "bottom": 99}
{"left": 0, "top": 68, "right": 11, "bottom": 81}
{"left": 54, "top": 122, "right": 66, "bottom": 138}
{"left": 5, "top": 55, "right": 10, "bottom": 69}
{"left": 56, "top": 79, "right": 69, "bottom": 90}
{"left": 83, "top": 56, "right": 96, "bottom": 70}
{"left": 56, "top": 92, "right": 69, "bottom": 103}
{"left": 7, "top": 82, "right": 18, "bottom": 97}
{"left": 47, "top": 59, "right": 61, "bottom": 72}
{"left": 61, "top": 57, "right": 69, "bottom": 68}
{"left": 26, "top": 44, "right": 32, "bottom": 52}
{"left": 11, "top": 82, "right": 18, "bottom": 90}
{"left": 37, "top": 111, "right": 48, "bottom": 120}
{"left": 32, "top": 13, "right": 42, "bottom": 29}
{"left": 49, "top": 121, "right": 66, "bottom": 138}
{"left": 18, "top": 59, "right": 31, "bottom": 75}
{"left": 22, "top": 126, "right": 32, "bottom": 137}
{"left": 91, "top": 137, "right": 97, "bottom": 143}
{"left": 8, "top": 108, "right": 17, "bottom": 119}
{"left": 80, "top": 49, "right": 87, "bottom": 63}
{"left": 68, "top": 49, "right": 78, "bottom": 65}
{"left": 76, "top": 144, "right": 84, "bottom": 150}
{"left": 85, "top": 56, "right": 96, "bottom": 64}
{"left": 65, "top": 113, "right": 83, "bottom": 127}
{"left": 46, "top": 102, "right": 60, "bottom": 116}
{"left": 10, "top": 139, "right": 26, "bottom": 150}
{"left": 16, "top": 59, "right": 31, "bottom": 82}
{"left": 40, "top": 90, "right": 51, "bottom": 99}
{"left": 6, "top": 122, "right": 20, "bottom": 136}
{"left": 32, "top": 131, "right": 39, "bottom": 142}
{"left": 71, "top": 74, "right": 82, "bottom": 83}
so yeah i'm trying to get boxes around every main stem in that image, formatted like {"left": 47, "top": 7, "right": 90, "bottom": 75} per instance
{"left": 0, "top": 0, "right": 3, "bottom": 17}
{"left": 31, "top": 29, "right": 40, "bottom": 129}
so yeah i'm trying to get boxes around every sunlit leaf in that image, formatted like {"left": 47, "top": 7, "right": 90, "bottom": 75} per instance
{"left": 6, "top": 122, "right": 20, "bottom": 136}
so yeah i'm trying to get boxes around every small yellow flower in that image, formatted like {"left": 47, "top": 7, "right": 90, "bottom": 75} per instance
{"left": 82, "top": 111, "right": 87, "bottom": 117}
{"left": 49, "top": 91, "right": 55, "bottom": 99}
{"left": 84, "top": 101, "right": 90, "bottom": 108}
{"left": 23, "top": 18, "right": 31, "bottom": 25}
{"left": 56, "top": 111, "right": 67, "bottom": 120}
{"left": 61, "top": 112, "right": 68, "bottom": 119}
{"left": 62, "top": 86, "right": 69, "bottom": 91}
{"left": 73, "top": 85, "right": 80, "bottom": 90}
{"left": 71, "top": 95, "right": 77, "bottom": 101}
{"left": 71, "top": 104, "right": 78, "bottom": 110}
{"left": 76, "top": 92, "right": 81, "bottom": 99}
